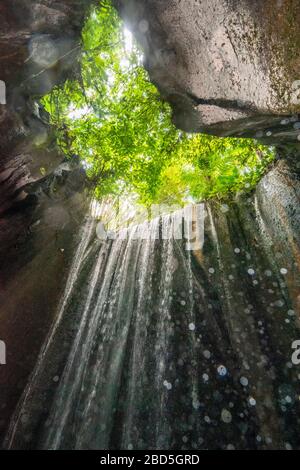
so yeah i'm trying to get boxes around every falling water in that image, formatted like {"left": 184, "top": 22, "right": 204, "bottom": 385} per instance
{"left": 5, "top": 167, "right": 300, "bottom": 449}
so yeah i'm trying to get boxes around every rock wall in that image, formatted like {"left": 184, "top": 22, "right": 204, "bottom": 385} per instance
{"left": 0, "top": 0, "right": 95, "bottom": 443}
{"left": 0, "top": 0, "right": 94, "bottom": 242}
{"left": 114, "top": 0, "right": 300, "bottom": 139}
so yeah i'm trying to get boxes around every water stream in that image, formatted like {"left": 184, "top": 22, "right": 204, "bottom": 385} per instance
{"left": 5, "top": 164, "right": 300, "bottom": 449}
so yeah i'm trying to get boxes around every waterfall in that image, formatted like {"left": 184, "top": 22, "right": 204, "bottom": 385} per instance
{"left": 5, "top": 186, "right": 300, "bottom": 450}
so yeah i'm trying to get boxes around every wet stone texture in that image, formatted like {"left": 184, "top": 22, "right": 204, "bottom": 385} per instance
{"left": 0, "top": 0, "right": 94, "bottom": 227}
{"left": 0, "top": 0, "right": 93, "bottom": 444}
{"left": 4, "top": 152, "right": 300, "bottom": 450}
{"left": 114, "top": 0, "right": 300, "bottom": 139}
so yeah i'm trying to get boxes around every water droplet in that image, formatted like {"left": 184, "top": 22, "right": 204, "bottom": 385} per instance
{"left": 208, "top": 267, "right": 215, "bottom": 274}
{"left": 217, "top": 365, "right": 227, "bottom": 376}
{"left": 29, "top": 36, "right": 59, "bottom": 68}
{"left": 281, "top": 119, "right": 289, "bottom": 125}
{"left": 139, "top": 19, "right": 149, "bottom": 34}
{"left": 189, "top": 323, "right": 195, "bottom": 331}
{"left": 249, "top": 397, "right": 256, "bottom": 406}
{"left": 221, "top": 409, "right": 232, "bottom": 424}
{"left": 247, "top": 268, "right": 255, "bottom": 276}
{"left": 227, "top": 444, "right": 235, "bottom": 450}
{"left": 240, "top": 376, "right": 249, "bottom": 387}
{"left": 280, "top": 268, "right": 288, "bottom": 275}
{"left": 203, "top": 350, "right": 211, "bottom": 359}
{"left": 163, "top": 380, "right": 172, "bottom": 390}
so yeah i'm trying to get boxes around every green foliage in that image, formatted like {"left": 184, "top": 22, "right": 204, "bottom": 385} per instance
{"left": 42, "top": 0, "right": 275, "bottom": 208}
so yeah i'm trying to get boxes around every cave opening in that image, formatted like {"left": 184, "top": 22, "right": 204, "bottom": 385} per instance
{"left": 40, "top": 1, "right": 275, "bottom": 228}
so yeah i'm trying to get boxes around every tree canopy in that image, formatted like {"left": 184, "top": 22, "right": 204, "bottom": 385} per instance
{"left": 42, "top": 0, "right": 275, "bottom": 208}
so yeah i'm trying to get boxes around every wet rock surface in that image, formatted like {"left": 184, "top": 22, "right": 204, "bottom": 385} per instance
{"left": 114, "top": 0, "right": 300, "bottom": 137}
{"left": 4, "top": 155, "right": 300, "bottom": 450}
{"left": 0, "top": 0, "right": 94, "bottom": 444}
